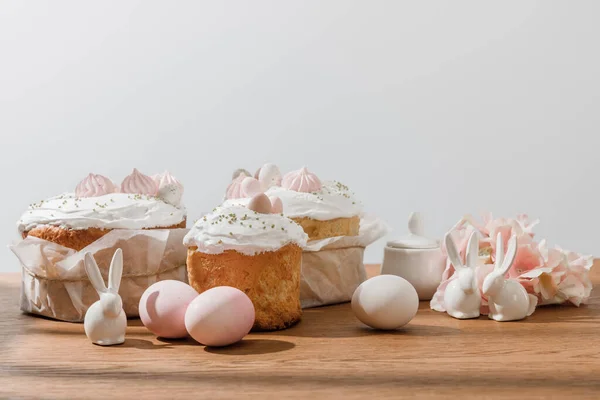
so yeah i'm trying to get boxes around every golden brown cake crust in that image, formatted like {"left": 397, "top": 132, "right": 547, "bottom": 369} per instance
{"left": 186, "top": 244, "right": 302, "bottom": 331}
{"left": 23, "top": 219, "right": 187, "bottom": 251}
{"left": 292, "top": 215, "right": 360, "bottom": 240}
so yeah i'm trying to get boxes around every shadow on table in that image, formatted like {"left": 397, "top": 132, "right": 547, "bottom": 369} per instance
{"left": 204, "top": 338, "right": 295, "bottom": 355}
{"left": 119, "top": 337, "right": 197, "bottom": 350}
{"left": 275, "top": 320, "right": 461, "bottom": 339}
{"left": 25, "top": 324, "right": 84, "bottom": 336}
{"left": 23, "top": 316, "right": 150, "bottom": 336}
{"left": 126, "top": 318, "right": 145, "bottom": 327}
{"left": 270, "top": 303, "right": 461, "bottom": 338}
{"left": 121, "top": 336, "right": 295, "bottom": 355}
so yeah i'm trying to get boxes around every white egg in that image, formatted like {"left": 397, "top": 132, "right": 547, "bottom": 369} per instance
{"left": 351, "top": 275, "right": 419, "bottom": 330}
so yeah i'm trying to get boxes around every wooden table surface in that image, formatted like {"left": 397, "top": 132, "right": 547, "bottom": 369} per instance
{"left": 1, "top": 262, "right": 599, "bottom": 399}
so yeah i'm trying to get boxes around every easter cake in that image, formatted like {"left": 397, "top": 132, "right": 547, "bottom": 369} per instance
{"left": 183, "top": 198, "right": 308, "bottom": 330}
{"left": 18, "top": 169, "right": 186, "bottom": 250}
{"left": 12, "top": 168, "right": 189, "bottom": 322}
{"left": 224, "top": 164, "right": 362, "bottom": 240}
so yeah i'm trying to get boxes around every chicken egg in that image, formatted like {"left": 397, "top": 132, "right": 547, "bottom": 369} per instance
{"left": 351, "top": 275, "right": 419, "bottom": 330}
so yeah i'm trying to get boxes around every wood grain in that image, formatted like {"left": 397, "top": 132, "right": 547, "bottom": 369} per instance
{"left": 1, "top": 262, "right": 599, "bottom": 399}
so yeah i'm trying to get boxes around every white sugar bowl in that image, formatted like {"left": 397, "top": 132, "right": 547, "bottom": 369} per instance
{"left": 381, "top": 212, "right": 445, "bottom": 301}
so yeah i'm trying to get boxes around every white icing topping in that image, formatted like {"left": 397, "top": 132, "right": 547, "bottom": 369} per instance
{"left": 183, "top": 205, "right": 308, "bottom": 256}
{"left": 223, "top": 180, "right": 362, "bottom": 221}
{"left": 18, "top": 193, "right": 186, "bottom": 233}
{"left": 157, "top": 183, "right": 184, "bottom": 207}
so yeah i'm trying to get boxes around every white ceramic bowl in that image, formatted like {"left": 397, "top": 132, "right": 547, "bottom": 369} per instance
{"left": 380, "top": 246, "right": 445, "bottom": 300}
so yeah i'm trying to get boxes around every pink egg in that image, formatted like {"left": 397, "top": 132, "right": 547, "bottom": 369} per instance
{"left": 269, "top": 196, "right": 283, "bottom": 214}
{"left": 185, "top": 286, "right": 255, "bottom": 347}
{"left": 139, "top": 280, "right": 199, "bottom": 338}
{"left": 248, "top": 193, "right": 272, "bottom": 214}
{"left": 241, "top": 177, "right": 262, "bottom": 197}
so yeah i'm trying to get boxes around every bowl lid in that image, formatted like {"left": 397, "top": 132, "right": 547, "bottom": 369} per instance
{"left": 386, "top": 212, "right": 439, "bottom": 249}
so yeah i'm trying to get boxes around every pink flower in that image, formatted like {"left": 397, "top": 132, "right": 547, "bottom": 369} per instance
{"left": 431, "top": 213, "right": 593, "bottom": 314}
{"left": 518, "top": 247, "right": 594, "bottom": 306}
{"left": 562, "top": 249, "right": 594, "bottom": 306}
{"left": 504, "top": 235, "right": 544, "bottom": 279}
{"left": 483, "top": 213, "right": 538, "bottom": 237}
{"left": 515, "top": 214, "right": 540, "bottom": 236}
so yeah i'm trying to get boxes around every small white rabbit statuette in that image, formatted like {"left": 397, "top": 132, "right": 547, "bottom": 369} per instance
{"left": 482, "top": 234, "right": 538, "bottom": 322}
{"left": 83, "top": 249, "right": 127, "bottom": 345}
{"left": 443, "top": 231, "right": 481, "bottom": 319}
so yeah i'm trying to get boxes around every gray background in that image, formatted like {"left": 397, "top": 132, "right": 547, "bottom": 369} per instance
{"left": 2, "top": 1, "right": 599, "bottom": 271}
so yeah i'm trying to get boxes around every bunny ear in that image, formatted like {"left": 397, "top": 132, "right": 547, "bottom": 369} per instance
{"left": 498, "top": 235, "right": 518, "bottom": 276}
{"left": 494, "top": 233, "right": 504, "bottom": 270}
{"left": 108, "top": 248, "right": 123, "bottom": 292}
{"left": 444, "top": 233, "right": 464, "bottom": 270}
{"left": 84, "top": 252, "right": 107, "bottom": 294}
{"left": 465, "top": 231, "right": 479, "bottom": 269}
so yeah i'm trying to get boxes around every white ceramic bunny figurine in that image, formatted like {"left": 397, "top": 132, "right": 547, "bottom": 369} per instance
{"left": 83, "top": 249, "right": 127, "bottom": 345}
{"left": 443, "top": 231, "right": 481, "bottom": 319}
{"left": 482, "top": 233, "right": 538, "bottom": 322}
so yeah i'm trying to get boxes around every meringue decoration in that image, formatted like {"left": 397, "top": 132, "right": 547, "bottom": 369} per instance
{"left": 248, "top": 193, "right": 273, "bottom": 214}
{"left": 75, "top": 173, "right": 118, "bottom": 198}
{"left": 121, "top": 168, "right": 158, "bottom": 196}
{"left": 232, "top": 168, "right": 251, "bottom": 180}
{"left": 269, "top": 196, "right": 283, "bottom": 214}
{"left": 226, "top": 175, "right": 264, "bottom": 199}
{"left": 226, "top": 175, "right": 247, "bottom": 199}
{"left": 241, "top": 177, "right": 263, "bottom": 198}
{"left": 281, "top": 167, "right": 322, "bottom": 193}
{"left": 154, "top": 171, "right": 183, "bottom": 192}
{"left": 257, "top": 163, "right": 282, "bottom": 190}
{"left": 152, "top": 171, "right": 184, "bottom": 206}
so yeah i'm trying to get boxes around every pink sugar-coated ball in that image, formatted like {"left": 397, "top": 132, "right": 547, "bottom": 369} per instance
{"left": 241, "top": 177, "right": 262, "bottom": 197}
{"left": 269, "top": 196, "right": 283, "bottom": 214}
{"left": 248, "top": 193, "right": 273, "bottom": 214}
{"left": 185, "top": 286, "right": 255, "bottom": 347}
{"left": 139, "top": 280, "right": 199, "bottom": 338}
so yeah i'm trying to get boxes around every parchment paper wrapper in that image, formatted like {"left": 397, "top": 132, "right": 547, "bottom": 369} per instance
{"left": 10, "top": 229, "right": 188, "bottom": 322}
{"left": 300, "top": 214, "right": 388, "bottom": 308}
